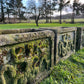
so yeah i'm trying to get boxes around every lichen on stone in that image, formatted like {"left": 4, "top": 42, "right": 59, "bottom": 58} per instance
{"left": 0, "top": 38, "right": 51, "bottom": 84}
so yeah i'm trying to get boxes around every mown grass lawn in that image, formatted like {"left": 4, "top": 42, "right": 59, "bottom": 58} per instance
{"left": 0, "top": 23, "right": 84, "bottom": 30}
{"left": 40, "top": 49, "right": 84, "bottom": 84}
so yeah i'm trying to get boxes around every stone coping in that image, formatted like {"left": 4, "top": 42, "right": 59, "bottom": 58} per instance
{"left": 0, "top": 28, "right": 36, "bottom": 34}
{"left": 0, "top": 30, "right": 55, "bottom": 46}
{"left": 40, "top": 27, "right": 77, "bottom": 33}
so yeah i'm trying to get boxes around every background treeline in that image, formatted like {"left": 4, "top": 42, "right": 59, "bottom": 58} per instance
{"left": 0, "top": 0, "right": 84, "bottom": 26}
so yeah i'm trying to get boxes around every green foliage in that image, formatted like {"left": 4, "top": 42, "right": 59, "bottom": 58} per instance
{"left": 41, "top": 48, "right": 84, "bottom": 84}
{"left": 40, "top": 76, "right": 58, "bottom": 84}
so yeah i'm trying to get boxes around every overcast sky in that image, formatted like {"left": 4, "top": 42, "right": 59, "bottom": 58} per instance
{"left": 22, "top": 0, "right": 84, "bottom": 16}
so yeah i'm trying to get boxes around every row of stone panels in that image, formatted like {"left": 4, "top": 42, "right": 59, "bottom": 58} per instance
{"left": 0, "top": 27, "right": 83, "bottom": 84}
{"left": 40, "top": 27, "right": 84, "bottom": 63}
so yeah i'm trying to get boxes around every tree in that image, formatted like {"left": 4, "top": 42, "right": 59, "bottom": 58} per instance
{"left": 5, "top": 0, "right": 13, "bottom": 23}
{"left": 44, "top": 0, "right": 49, "bottom": 23}
{"left": 41, "top": 0, "right": 54, "bottom": 23}
{"left": 16, "top": 0, "right": 25, "bottom": 23}
{"left": 5, "top": 6, "right": 11, "bottom": 23}
{"left": 0, "top": 0, "right": 5, "bottom": 23}
{"left": 57, "top": 0, "right": 70, "bottom": 24}
{"left": 81, "top": 4, "right": 84, "bottom": 16}
{"left": 50, "top": 0, "right": 56, "bottom": 23}
{"left": 6, "top": 0, "right": 25, "bottom": 23}
{"left": 27, "top": 0, "right": 37, "bottom": 25}
{"left": 7, "top": 0, "right": 17, "bottom": 23}
{"left": 71, "top": 0, "right": 81, "bottom": 23}
{"left": 27, "top": 0, "right": 45, "bottom": 26}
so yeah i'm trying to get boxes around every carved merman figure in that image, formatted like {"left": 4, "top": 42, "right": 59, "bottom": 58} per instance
{"left": 58, "top": 34, "right": 74, "bottom": 57}
{"left": 58, "top": 34, "right": 67, "bottom": 57}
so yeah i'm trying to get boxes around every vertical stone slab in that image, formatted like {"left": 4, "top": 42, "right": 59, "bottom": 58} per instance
{"left": 76, "top": 27, "right": 84, "bottom": 50}
{"left": 39, "top": 27, "right": 62, "bottom": 65}
{"left": 56, "top": 28, "right": 76, "bottom": 64}
{"left": 40, "top": 27, "right": 76, "bottom": 64}
{"left": 0, "top": 30, "right": 55, "bottom": 84}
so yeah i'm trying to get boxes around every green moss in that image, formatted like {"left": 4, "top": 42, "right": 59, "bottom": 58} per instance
{"left": 0, "top": 38, "right": 51, "bottom": 84}
{"left": 0, "top": 65, "right": 16, "bottom": 84}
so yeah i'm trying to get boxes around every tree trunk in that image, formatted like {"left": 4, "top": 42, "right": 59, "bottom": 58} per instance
{"left": 36, "top": 20, "right": 38, "bottom": 26}
{"left": 50, "top": 0, "right": 52, "bottom": 23}
{"left": 19, "top": 8, "right": 21, "bottom": 23}
{"left": 46, "top": 16, "right": 49, "bottom": 23}
{"left": 8, "top": 11, "right": 10, "bottom": 23}
{"left": 50, "top": 13, "right": 52, "bottom": 23}
{"left": 14, "top": 15, "right": 16, "bottom": 23}
{"left": 45, "top": 0, "right": 48, "bottom": 23}
{"left": 1, "top": 0, "right": 5, "bottom": 23}
{"left": 50, "top": 6, "right": 52, "bottom": 23}
{"left": 59, "top": 10, "right": 62, "bottom": 24}
{"left": 35, "top": 17, "right": 38, "bottom": 26}
{"left": 35, "top": 16, "right": 39, "bottom": 26}
{"left": 14, "top": 10, "right": 16, "bottom": 23}
{"left": 35, "top": 13, "right": 40, "bottom": 26}
{"left": 71, "top": 9, "right": 75, "bottom": 23}
{"left": 6, "top": 3, "right": 10, "bottom": 23}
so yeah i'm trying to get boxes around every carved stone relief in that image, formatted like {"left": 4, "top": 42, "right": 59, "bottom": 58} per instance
{"left": 58, "top": 33, "right": 74, "bottom": 57}
{"left": 0, "top": 38, "right": 51, "bottom": 84}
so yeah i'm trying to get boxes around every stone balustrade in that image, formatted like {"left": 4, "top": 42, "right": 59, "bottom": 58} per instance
{"left": 0, "top": 27, "right": 83, "bottom": 84}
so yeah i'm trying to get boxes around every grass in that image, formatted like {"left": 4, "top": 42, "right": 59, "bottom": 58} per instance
{"left": 0, "top": 22, "right": 84, "bottom": 30}
{"left": 40, "top": 49, "right": 84, "bottom": 84}
{"left": 0, "top": 23, "right": 38, "bottom": 30}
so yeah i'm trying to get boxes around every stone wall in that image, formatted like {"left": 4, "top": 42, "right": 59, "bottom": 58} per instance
{"left": 0, "top": 27, "right": 83, "bottom": 84}
{"left": 0, "top": 30, "right": 55, "bottom": 84}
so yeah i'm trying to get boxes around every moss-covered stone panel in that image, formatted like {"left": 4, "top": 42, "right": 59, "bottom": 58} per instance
{"left": 0, "top": 38, "right": 51, "bottom": 84}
